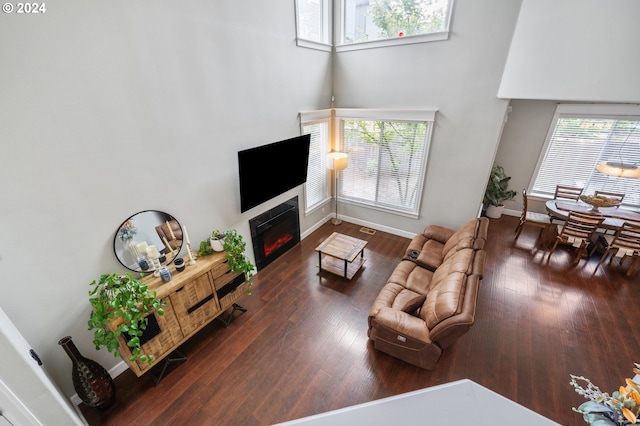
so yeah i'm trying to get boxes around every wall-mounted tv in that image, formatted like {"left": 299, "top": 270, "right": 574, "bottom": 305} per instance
{"left": 238, "top": 134, "right": 311, "bottom": 213}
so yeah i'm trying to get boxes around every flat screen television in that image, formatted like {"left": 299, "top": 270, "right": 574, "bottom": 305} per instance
{"left": 238, "top": 134, "right": 311, "bottom": 213}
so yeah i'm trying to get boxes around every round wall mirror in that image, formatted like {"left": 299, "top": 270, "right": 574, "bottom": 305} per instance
{"left": 113, "top": 210, "right": 183, "bottom": 272}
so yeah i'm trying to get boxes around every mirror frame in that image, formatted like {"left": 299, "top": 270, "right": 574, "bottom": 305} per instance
{"left": 113, "top": 210, "right": 183, "bottom": 272}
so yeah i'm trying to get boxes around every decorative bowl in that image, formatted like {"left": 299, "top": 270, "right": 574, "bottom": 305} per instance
{"left": 579, "top": 194, "right": 621, "bottom": 211}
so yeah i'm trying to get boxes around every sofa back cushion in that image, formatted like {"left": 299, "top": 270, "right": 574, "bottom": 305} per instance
{"left": 419, "top": 248, "right": 473, "bottom": 329}
{"left": 442, "top": 219, "right": 479, "bottom": 260}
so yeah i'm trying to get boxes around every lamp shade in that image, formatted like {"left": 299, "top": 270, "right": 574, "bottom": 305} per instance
{"left": 327, "top": 152, "right": 348, "bottom": 171}
{"left": 596, "top": 161, "right": 640, "bottom": 178}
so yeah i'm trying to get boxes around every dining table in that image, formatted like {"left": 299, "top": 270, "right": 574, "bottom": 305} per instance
{"left": 545, "top": 199, "right": 640, "bottom": 231}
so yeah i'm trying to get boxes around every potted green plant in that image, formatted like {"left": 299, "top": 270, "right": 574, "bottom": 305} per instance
{"left": 87, "top": 273, "right": 166, "bottom": 364}
{"left": 210, "top": 230, "right": 226, "bottom": 252}
{"left": 483, "top": 164, "right": 517, "bottom": 219}
{"left": 222, "top": 229, "right": 255, "bottom": 295}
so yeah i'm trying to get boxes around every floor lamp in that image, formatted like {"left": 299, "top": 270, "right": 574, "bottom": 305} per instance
{"left": 327, "top": 152, "right": 348, "bottom": 225}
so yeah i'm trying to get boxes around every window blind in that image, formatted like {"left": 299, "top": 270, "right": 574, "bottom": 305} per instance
{"left": 531, "top": 107, "right": 640, "bottom": 207}
{"left": 301, "top": 120, "right": 330, "bottom": 213}
{"left": 340, "top": 119, "right": 430, "bottom": 216}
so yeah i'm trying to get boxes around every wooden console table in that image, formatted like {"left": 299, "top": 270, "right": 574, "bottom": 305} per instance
{"left": 108, "top": 252, "right": 250, "bottom": 378}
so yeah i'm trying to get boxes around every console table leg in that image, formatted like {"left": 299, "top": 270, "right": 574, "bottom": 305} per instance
{"left": 149, "top": 350, "right": 188, "bottom": 386}
{"left": 216, "top": 303, "right": 247, "bottom": 329}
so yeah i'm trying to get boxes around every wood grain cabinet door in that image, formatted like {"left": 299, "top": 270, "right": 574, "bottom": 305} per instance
{"left": 169, "top": 272, "right": 221, "bottom": 336}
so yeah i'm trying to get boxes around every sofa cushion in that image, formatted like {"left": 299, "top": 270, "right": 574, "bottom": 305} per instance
{"left": 419, "top": 248, "right": 474, "bottom": 329}
{"left": 442, "top": 219, "right": 479, "bottom": 259}
{"left": 420, "top": 271, "right": 467, "bottom": 329}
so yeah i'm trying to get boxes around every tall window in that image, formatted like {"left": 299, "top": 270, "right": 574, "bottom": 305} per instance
{"left": 295, "top": 0, "right": 331, "bottom": 51}
{"left": 336, "top": 109, "right": 435, "bottom": 217}
{"left": 300, "top": 111, "right": 331, "bottom": 213}
{"left": 339, "top": 0, "right": 453, "bottom": 51}
{"left": 531, "top": 104, "right": 640, "bottom": 208}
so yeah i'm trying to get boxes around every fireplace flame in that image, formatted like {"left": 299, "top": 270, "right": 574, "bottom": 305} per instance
{"left": 264, "top": 233, "right": 294, "bottom": 257}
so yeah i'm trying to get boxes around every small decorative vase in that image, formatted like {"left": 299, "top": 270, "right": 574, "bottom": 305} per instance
{"left": 210, "top": 238, "right": 224, "bottom": 252}
{"left": 58, "top": 336, "right": 115, "bottom": 409}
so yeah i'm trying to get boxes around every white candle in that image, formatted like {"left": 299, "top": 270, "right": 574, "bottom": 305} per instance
{"left": 183, "top": 226, "right": 191, "bottom": 245}
{"left": 163, "top": 237, "right": 173, "bottom": 254}
{"left": 166, "top": 221, "right": 176, "bottom": 240}
{"left": 136, "top": 241, "right": 148, "bottom": 255}
{"left": 146, "top": 245, "right": 160, "bottom": 259}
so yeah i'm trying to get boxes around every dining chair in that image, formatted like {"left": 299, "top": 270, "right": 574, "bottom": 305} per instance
{"left": 554, "top": 185, "right": 584, "bottom": 201}
{"left": 593, "top": 221, "right": 640, "bottom": 276}
{"left": 515, "top": 189, "right": 551, "bottom": 243}
{"left": 594, "top": 190, "right": 625, "bottom": 207}
{"left": 548, "top": 211, "right": 604, "bottom": 265}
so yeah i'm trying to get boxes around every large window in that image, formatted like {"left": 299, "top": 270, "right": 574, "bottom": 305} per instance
{"left": 336, "top": 109, "right": 435, "bottom": 217}
{"left": 295, "top": 0, "right": 332, "bottom": 51}
{"left": 338, "top": 0, "right": 453, "bottom": 51}
{"left": 300, "top": 110, "right": 332, "bottom": 213}
{"left": 531, "top": 104, "right": 640, "bottom": 208}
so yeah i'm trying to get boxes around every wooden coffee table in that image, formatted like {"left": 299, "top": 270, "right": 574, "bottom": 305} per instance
{"left": 315, "top": 232, "right": 367, "bottom": 279}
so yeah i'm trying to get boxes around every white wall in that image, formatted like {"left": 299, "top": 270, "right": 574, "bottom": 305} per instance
{"left": 0, "top": 0, "right": 331, "bottom": 399}
{"left": 495, "top": 0, "right": 640, "bottom": 216}
{"left": 334, "top": 0, "right": 521, "bottom": 232}
{"left": 498, "top": 0, "right": 640, "bottom": 102}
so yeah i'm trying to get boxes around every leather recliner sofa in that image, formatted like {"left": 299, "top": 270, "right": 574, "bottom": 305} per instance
{"left": 367, "top": 217, "right": 489, "bottom": 369}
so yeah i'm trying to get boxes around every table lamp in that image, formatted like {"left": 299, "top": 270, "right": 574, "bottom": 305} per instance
{"left": 327, "top": 152, "right": 348, "bottom": 225}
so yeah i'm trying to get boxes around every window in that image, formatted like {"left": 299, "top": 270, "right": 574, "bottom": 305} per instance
{"left": 295, "top": 0, "right": 332, "bottom": 51}
{"left": 336, "top": 109, "right": 435, "bottom": 217}
{"left": 531, "top": 104, "right": 640, "bottom": 208}
{"left": 338, "top": 0, "right": 453, "bottom": 51}
{"left": 300, "top": 110, "right": 332, "bottom": 213}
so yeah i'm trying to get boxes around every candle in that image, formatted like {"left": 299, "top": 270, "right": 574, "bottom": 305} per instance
{"left": 163, "top": 237, "right": 173, "bottom": 254}
{"left": 136, "top": 241, "right": 148, "bottom": 255}
{"left": 146, "top": 245, "right": 160, "bottom": 259}
{"left": 183, "top": 226, "right": 191, "bottom": 245}
{"left": 166, "top": 221, "right": 176, "bottom": 240}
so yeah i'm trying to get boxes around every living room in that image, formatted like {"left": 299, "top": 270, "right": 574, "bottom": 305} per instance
{"left": 1, "top": 0, "right": 638, "bottom": 425}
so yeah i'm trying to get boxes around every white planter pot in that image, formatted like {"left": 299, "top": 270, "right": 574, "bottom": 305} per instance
{"left": 210, "top": 239, "right": 224, "bottom": 252}
{"left": 485, "top": 205, "right": 505, "bottom": 219}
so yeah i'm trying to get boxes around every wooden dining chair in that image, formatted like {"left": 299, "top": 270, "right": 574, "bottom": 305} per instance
{"left": 594, "top": 190, "right": 625, "bottom": 207}
{"left": 548, "top": 211, "right": 604, "bottom": 265}
{"left": 554, "top": 185, "right": 584, "bottom": 201}
{"left": 594, "top": 221, "right": 640, "bottom": 276}
{"left": 515, "top": 189, "right": 551, "bottom": 243}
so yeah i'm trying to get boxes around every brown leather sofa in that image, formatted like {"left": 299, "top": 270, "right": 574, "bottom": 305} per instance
{"left": 367, "top": 217, "right": 489, "bottom": 369}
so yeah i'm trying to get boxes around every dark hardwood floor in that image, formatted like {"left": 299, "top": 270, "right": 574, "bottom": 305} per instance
{"left": 80, "top": 216, "right": 640, "bottom": 425}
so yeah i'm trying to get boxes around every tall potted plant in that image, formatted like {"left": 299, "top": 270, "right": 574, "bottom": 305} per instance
{"left": 483, "top": 164, "right": 517, "bottom": 219}
{"left": 88, "top": 273, "right": 166, "bottom": 364}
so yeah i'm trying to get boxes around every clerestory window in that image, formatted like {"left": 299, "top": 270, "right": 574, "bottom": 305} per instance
{"left": 337, "top": 0, "right": 453, "bottom": 51}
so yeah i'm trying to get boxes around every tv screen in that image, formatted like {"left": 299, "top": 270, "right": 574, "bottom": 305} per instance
{"left": 238, "top": 134, "right": 311, "bottom": 213}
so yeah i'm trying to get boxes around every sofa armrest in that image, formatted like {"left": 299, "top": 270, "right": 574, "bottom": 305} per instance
{"left": 422, "top": 224, "right": 456, "bottom": 245}
{"left": 374, "top": 307, "right": 432, "bottom": 344}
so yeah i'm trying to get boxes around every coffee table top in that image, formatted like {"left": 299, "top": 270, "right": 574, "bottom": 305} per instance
{"left": 315, "top": 232, "right": 367, "bottom": 262}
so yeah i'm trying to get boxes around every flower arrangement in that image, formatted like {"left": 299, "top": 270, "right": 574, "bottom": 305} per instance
{"left": 570, "top": 364, "right": 640, "bottom": 425}
{"left": 118, "top": 220, "right": 137, "bottom": 241}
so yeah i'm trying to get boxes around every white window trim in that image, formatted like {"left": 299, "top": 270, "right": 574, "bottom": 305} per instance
{"left": 335, "top": 0, "right": 454, "bottom": 52}
{"left": 300, "top": 109, "right": 333, "bottom": 215}
{"left": 336, "top": 108, "right": 437, "bottom": 219}
{"left": 295, "top": 0, "right": 333, "bottom": 52}
{"left": 529, "top": 103, "right": 640, "bottom": 203}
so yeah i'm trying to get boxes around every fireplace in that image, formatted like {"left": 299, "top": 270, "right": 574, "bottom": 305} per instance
{"left": 249, "top": 197, "right": 300, "bottom": 271}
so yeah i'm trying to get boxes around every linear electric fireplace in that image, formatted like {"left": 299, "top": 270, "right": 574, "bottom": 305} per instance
{"left": 249, "top": 197, "right": 300, "bottom": 271}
